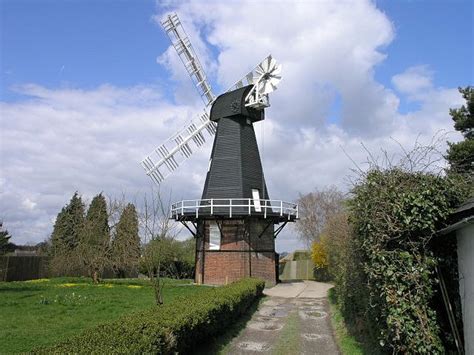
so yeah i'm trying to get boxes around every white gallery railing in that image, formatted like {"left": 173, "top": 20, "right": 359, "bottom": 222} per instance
{"left": 171, "top": 198, "right": 298, "bottom": 220}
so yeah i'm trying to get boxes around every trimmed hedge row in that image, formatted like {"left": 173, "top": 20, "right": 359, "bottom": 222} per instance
{"left": 36, "top": 278, "right": 265, "bottom": 354}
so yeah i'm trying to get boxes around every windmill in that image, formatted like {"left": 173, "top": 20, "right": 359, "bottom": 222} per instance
{"left": 141, "top": 13, "right": 298, "bottom": 285}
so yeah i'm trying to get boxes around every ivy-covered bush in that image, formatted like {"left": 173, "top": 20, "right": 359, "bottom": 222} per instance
{"left": 345, "top": 169, "right": 468, "bottom": 353}
{"left": 35, "top": 278, "right": 264, "bottom": 354}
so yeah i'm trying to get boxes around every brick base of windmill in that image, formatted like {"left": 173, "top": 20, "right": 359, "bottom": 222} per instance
{"left": 173, "top": 205, "right": 297, "bottom": 286}
{"left": 195, "top": 219, "right": 279, "bottom": 285}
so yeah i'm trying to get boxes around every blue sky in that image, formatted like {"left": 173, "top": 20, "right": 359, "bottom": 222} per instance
{"left": 376, "top": 0, "right": 472, "bottom": 85}
{"left": 1, "top": 0, "right": 166, "bottom": 99}
{"left": 2, "top": 0, "right": 472, "bottom": 105}
{"left": 0, "top": 0, "right": 473, "bottom": 250}
{"left": 375, "top": 0, "right": 473, "bottom": 111}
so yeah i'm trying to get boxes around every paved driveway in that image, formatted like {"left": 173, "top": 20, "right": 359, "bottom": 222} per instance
{"left": 226, "top": 281, "right": 339, "bottom": 355}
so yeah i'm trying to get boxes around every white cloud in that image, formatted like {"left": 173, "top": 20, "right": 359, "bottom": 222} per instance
{"left": 157, "top": 0, "right": 397, "bottom": 136}
{"left": 0, "top": 83, "right": 211, "bottom": 244}
{"left": 392, "top": 65, "right": 434, "bottom": 99}
{"left": 0, "top": 0, "right": 465, "bottom": 252}
{"left": 22, "top": 198, "right": 37, "bottom": 210}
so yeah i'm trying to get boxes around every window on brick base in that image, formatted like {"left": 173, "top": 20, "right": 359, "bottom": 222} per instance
{"left": 209, "top": 221, "right": 220, "bottom": 250}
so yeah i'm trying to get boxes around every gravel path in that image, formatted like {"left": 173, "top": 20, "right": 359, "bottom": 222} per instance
{"left": 226, "top": 281, "right": 339, "bottom": 355}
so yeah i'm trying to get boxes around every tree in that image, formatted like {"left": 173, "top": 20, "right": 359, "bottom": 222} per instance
{"left": 446, "top": 86, "right": 473, "bottom": 179}
{"left": 0, "top": 222, "right": 14, "bottom": 255}
{"left": 50, "top": 192, "right": 85, "bottom": 253}
{"left": 50, "top": 207, "right": 68, "bottom": 255}
{"left": 141, "top": 237, "right": 195, "bottom": 279}
{"left": 35, "top": 241, "right": 51, "bottom": 256}
{"left": 140, "top": 191, "right": 180, "bottom": 305}
{"left": 295, "top": 186, "right": 345, "bottom": 248}
{"left": 111, "top": 203, "right": 140, "bottom": 278}
{"left": 50, "top": 192, "right": 85, "bottom": 275}
{"left": 175, "top": 237, "right": 195, "bottom": 278}
{"left": 77, "top": 193, "right": 110, "bottom": 283}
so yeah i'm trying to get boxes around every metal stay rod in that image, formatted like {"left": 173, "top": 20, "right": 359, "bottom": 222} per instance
{"left": 274, "top": 221, "right": 288, "bottom": 239}
{"left": 180, "top": 221, "right": 197, "bottom": 238}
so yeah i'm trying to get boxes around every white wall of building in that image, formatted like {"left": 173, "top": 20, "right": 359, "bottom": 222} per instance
{"left": 457, "top": 223, "right": 474, "bottom": 354}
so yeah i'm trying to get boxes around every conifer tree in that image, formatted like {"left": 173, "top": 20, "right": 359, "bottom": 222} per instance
{"left": 111, "top": 203, "right": 140, "bottom": 277}
{"left": 446, "top": 86, "right": 473, "bottom": 180}
{"left": 78, "top": 193, "right": 110, "bottom": 282}
{"left": 67, "top": 192, "right": 86, "bottom": 249}
{"left": 49, "top": 192, "right": 85, "bottom": 275}
{"left": 50, "top": 207, "right": 68, "bottom": 254}
{"left": 0, "top": 222, "right": 13, "bottom": 255}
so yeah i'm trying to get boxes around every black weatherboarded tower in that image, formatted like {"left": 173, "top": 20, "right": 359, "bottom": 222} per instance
{"left": 141, "top": 13, "right": 298, "bottom": 286}
{"left": 202, "top": 86, "right": 268, "bottom": 202}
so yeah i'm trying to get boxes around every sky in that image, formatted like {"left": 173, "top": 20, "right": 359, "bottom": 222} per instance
{"left": 0, "top": 0, "right": 473, "bottom": 251}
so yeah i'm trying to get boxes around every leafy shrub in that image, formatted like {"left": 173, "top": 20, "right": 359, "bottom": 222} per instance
{"left": 311, "top": 238, "right": 332, "bottom": 281}
{"left": 139, "top": 237, "right": 195, "bottom": 279}
{"left": 311, "top": 239, "right": 329, "bottom": 269}
{"left": 345, "top": 169, "right": 468, "bottom": 353}
{"left": 34, "top": 278, "right": 264, "bottom": 354}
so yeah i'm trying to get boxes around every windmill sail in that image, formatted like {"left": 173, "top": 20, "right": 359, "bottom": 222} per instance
{"left": 161, "top": 13, "right": 215, "bottom": 106}
{"left": 141, "top": 112, "right": 217, "bottom": 184}
{"left": 141, "top": 12, "right": 282, "bottom": 186}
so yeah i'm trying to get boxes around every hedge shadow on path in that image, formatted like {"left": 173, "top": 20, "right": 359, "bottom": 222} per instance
{"left": 191, "top": 296, "right": 267, "bottom": 355}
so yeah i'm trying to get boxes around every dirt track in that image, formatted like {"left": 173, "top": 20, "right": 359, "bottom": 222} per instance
{"left": 226, "top": 281, "right": 339, "bottom": 355}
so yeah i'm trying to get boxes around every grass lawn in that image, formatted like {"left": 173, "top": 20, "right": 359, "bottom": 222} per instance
{"left": 0, "top": 277, "right": 209, "bottom": 353}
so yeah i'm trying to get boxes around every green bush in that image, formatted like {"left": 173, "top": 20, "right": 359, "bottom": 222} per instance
{"left": 345, "top": 169, "right": 468, "bottom": 353}
{"left": 35, "top": 278, "right": 265, "bottom": 354}
{"left": 139, "top": 237, "right": 195, "bottom": 279}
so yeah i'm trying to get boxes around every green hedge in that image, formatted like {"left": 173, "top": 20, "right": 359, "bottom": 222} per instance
{"left": 344, "top": 169, "right": 468, "bottom": 353}
{"left": 35, "top": 278, "right": 265, "bottom": 354}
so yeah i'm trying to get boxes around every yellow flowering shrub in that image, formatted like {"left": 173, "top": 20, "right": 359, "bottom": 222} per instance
{"left": 311, "top": 238, "right": 329, "bottom": 269}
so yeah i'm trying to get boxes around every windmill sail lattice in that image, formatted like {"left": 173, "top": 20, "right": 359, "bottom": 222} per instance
{"left": 141, "top": 13, "right": 281, "bottom": 186}
{"left": 161, "top": 13, "right": 215, "bottom": 106}
{"left": 141, "top": 111, "right": 217, "bottom": 184}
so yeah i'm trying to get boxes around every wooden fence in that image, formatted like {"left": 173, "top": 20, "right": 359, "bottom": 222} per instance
{"left": 0, "top": 256, "right": 50, "bottom": 282}
{"left": 0, "top": 256, "right": 142, "bottom": 282}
